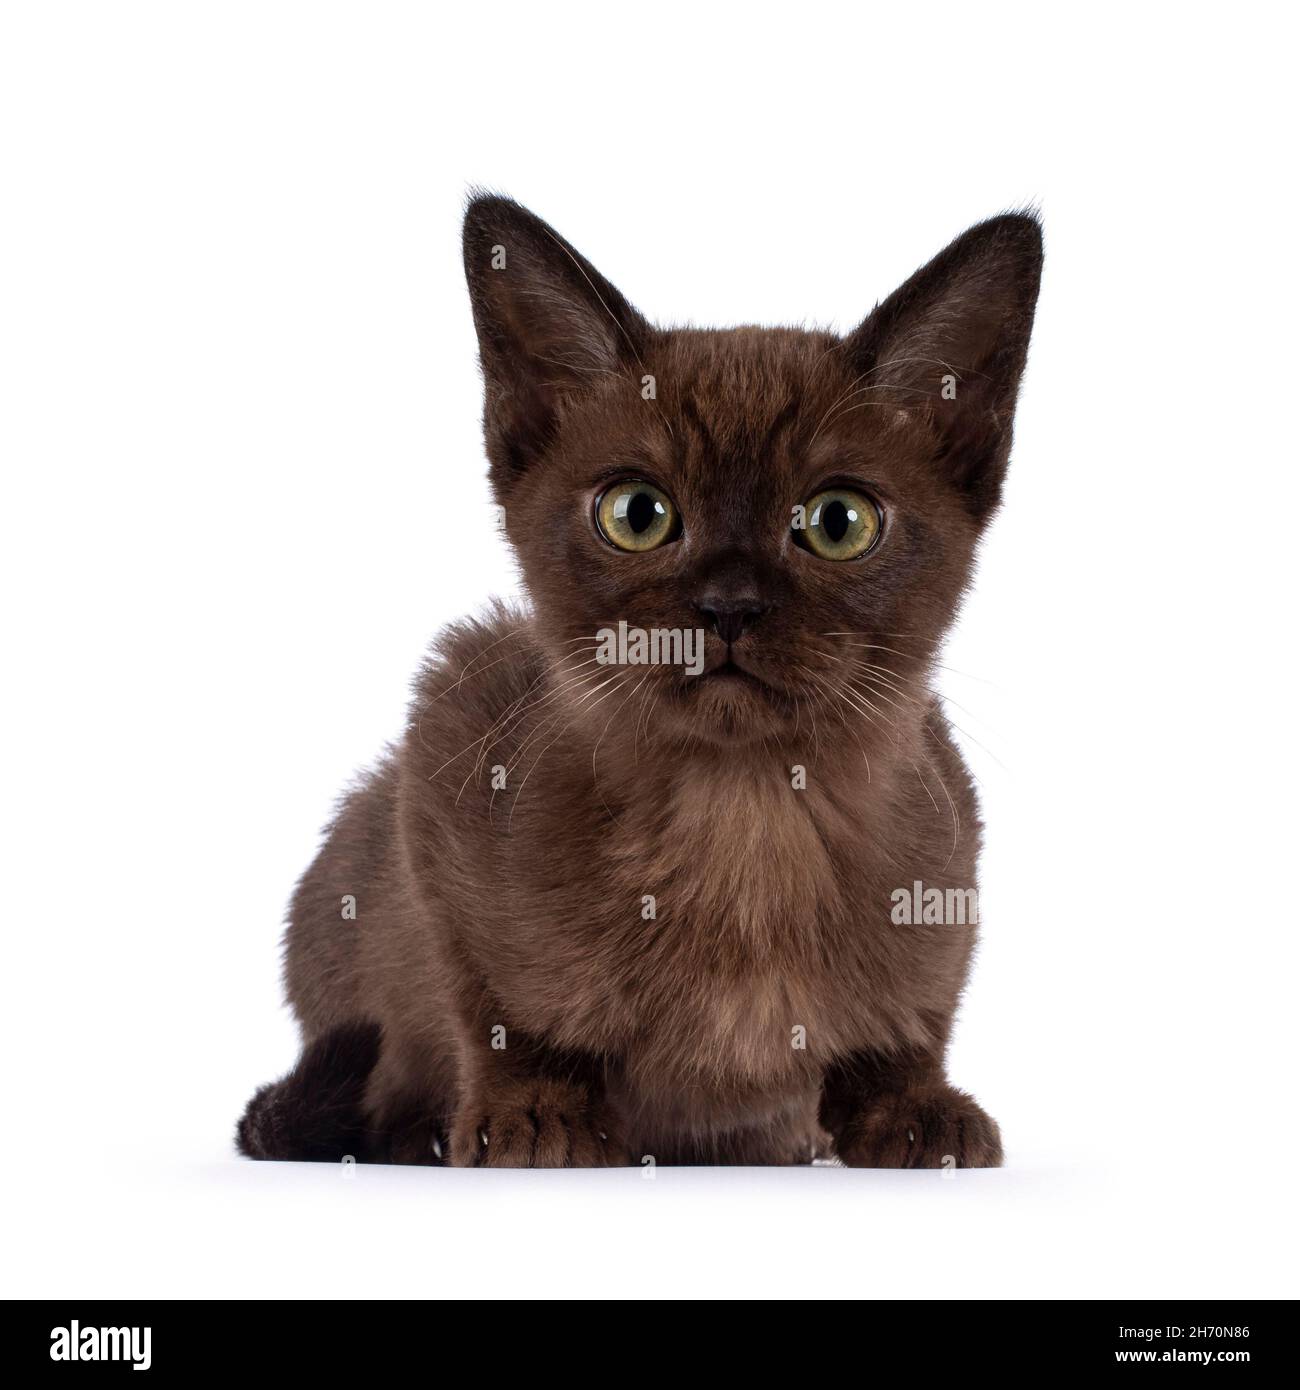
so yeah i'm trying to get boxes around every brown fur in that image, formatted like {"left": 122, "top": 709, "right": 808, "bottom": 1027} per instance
{"left": 239, "top": 195, "right": 1042, "bottom": 1167}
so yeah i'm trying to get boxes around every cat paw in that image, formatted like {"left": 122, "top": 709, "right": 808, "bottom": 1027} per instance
{"left": 384, "top": 1115, "right": 451, "bottom": 1165}
{"left": 450, "top": 1079, "right": 629, "bottom": 1168}
{"left": 833, "top": 1084, "right": 1002, "bottom": 1168}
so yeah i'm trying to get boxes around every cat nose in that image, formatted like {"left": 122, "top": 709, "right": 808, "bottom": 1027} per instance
{"left": 694, "top": 597, "right": 769, "bottom": 645}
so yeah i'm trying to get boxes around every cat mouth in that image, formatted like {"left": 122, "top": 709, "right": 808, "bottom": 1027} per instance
{"left": 705, "top": 659, "right": 758, "bottom": 682}
{"left": 692, "top": 656, "right": 772, "bottom": 693}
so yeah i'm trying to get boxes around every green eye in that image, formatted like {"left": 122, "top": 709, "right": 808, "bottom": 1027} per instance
{"left": 595, "top": 480, "right": 681, "bottom": 552}
{"left": 796, "top": 487, "right": 882, "bottom": 561}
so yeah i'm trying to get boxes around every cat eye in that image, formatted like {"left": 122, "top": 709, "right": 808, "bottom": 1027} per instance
{"left": 795, "top": 486, "right": 882, "bottom": 561}
{"left": 595, "top": 480, "right": 681, "bottom": 552}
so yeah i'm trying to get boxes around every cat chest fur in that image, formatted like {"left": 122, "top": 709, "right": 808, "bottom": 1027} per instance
{"left": 535, "top": 759, "right": 895, "bottom": 1083}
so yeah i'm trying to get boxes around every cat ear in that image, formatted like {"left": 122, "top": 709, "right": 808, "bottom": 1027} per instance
{"left": 463, "top": 194, "right": 649, "bottom": 488}
{"left": 842, "top": 213, "right": 1042, "bottom": 519}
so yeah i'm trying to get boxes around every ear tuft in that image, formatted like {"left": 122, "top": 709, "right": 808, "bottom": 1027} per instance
{"left": 843, "top": 212, "right": 1043, "bottom": 519}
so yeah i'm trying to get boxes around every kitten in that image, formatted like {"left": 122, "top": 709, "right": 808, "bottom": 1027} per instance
{"left": 238, "top": 195, "right": 1041, "bottom": 1168}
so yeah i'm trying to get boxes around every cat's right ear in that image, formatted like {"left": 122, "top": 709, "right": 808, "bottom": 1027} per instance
{"left": 463, "top": 195, "right": 649, "bottom": 490}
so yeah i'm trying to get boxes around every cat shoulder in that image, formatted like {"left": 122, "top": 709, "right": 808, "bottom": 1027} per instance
{"left": 403, "top": 600, "right": 544, "bottom": 770}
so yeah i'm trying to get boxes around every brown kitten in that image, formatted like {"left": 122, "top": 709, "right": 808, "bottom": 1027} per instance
{"left": 238, "top": 195, "right": 1042, "bottom": 1168}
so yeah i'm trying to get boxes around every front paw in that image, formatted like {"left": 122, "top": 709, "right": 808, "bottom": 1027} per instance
{"left": 450, "top": 1077, "right": 629, "bottom": 1168}
{"left": 834, "top": 1084, "right": 1002, "bottom": 1168}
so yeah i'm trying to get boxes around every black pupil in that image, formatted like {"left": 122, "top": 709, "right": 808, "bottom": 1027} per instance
{"left": 821, "top": 499, "right": 851, "bottom": 543}
{"left": 626, "top": 491, "right": 657, "bottom": 533}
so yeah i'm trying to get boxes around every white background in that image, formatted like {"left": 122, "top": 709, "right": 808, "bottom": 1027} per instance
{"left": 2, "top": 1, "right": 1296, "bottom": 1300}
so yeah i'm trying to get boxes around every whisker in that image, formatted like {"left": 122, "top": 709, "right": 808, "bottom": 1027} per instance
{"left": 591, "top": 672, "right": 649, "bottom": 821}
{"left": 507, "top": 673, "right": 629, "bottom": 831}
{"left": 462, "top": 649, "right": 605, "bottom": 785}
{"left": 415, "top": 626, "right": 528, "bottom": 758}
{"left": 426, "top": 648, "right": 601, "bottom": 784}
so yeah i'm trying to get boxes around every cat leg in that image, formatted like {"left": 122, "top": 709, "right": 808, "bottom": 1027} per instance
{"left": 819, "top": 1045, "right": 1002, "bottom": 1169}
{"left": 361, "top": 1044, "right": 456, "bottom": 1165}
{"left": 448, "top": 1026, "right": 628, "bottom": 1169}
{"left": 370, "top": 1096, "right": 452, "bottom": 1165}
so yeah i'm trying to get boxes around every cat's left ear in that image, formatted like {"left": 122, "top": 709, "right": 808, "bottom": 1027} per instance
{"left": 842, "top": 213, "right": 1043, "bottom": 520}
{"left": 463, "top": 194, "right": 650, "bottom": 491}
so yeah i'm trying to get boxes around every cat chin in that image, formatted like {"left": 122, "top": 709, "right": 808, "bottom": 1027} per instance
{"left": 662, "top": 671, "right": 792, "bottom": 745}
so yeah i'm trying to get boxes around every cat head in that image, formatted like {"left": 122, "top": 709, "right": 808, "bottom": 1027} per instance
{"left": 463, "top": 195, "right": 1041, "bottom": 749}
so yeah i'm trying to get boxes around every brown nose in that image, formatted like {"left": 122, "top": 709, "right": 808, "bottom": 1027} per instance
{"left": 694, "top": 597, "right": 769, "bottom": 645}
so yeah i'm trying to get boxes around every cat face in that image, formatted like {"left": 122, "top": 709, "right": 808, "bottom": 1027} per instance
{"left": 464, "top": 197, "right": 1041, "bottom": 748}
